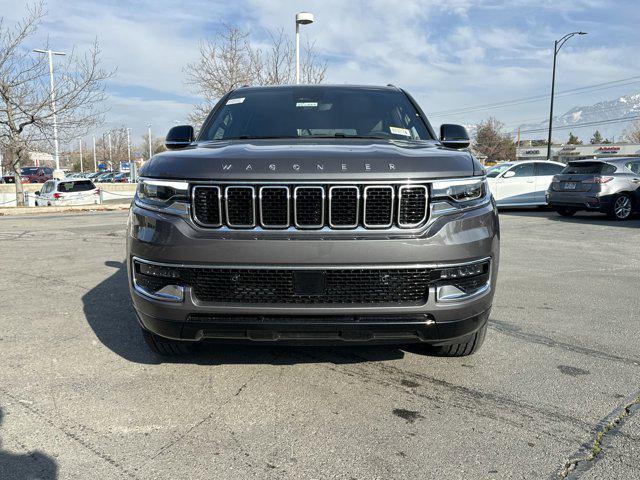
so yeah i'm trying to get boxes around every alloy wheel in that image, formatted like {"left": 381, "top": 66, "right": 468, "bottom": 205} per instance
{"left": 614, "top": 196, "right": 632, "bottom": 219}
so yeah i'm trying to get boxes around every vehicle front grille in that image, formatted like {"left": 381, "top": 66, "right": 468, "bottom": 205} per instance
{"left": 192, "top": 183, "right": 429, "bottom": 230}
{"left": 187, "top": 267, "right": 432, "bottom": 305}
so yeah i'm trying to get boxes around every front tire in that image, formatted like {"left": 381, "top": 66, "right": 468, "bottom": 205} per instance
{"left": 423, "top": 324, "right": 487, "bottom": 357}
{"left": 141, "top": 328, "right": 193, "bottom": 356}
{"left": 608, "top": 194, "right": 633, "bottom": 220}
{"left": 556, "top": 207, "right": 577, "bottom": 217}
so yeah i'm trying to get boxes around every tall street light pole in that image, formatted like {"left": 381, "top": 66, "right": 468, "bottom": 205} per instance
{"left": 147, "top": 124, "right": 153, "bottom": 159}
{"left": 108, "top": 132, "right": 113, "bottom": 168}
{"left": 78, "top": 138, "right": 83, "bottom": 173}
{"left": 546, "top": 31, "right": 587, "bottom": 160}
{"left": 34, "top": 49, "right": 66, "bottom": 172}
{"left": 92, "top": 136, "right": 97, "bottom": 172}
{"left": 295, "top": 12, "right": 314, "bottom": 84}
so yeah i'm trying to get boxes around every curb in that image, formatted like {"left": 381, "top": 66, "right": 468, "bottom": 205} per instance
{"left": 0, "top": 203, "right": 131, "bottom": 216}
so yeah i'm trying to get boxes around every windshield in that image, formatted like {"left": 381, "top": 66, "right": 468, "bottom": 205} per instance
{"left": 21, "top": 167, "right": 38, "bottom": 175}
{"left": 486, "top": 163, "right": 513, "bottom": 178}
{"left": 199, "top": 87, "right": 432, "bottom": 141}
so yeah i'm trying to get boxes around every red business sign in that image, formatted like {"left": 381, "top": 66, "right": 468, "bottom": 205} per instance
{"left": 598, "top": 146, "right": 620, "bottom": 152}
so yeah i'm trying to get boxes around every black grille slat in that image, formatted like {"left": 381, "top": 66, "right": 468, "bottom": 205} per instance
{"left": 260, "top": 187, "right": 289, "bottom": 228}
{"left": 193, "top": 186, "right": 221, "bottom": 226}
{"left": 399, "top": 186, "right": 427, "bottom": 226}
{"left": 226, "top": 187, "right": 255, "bottom": 227}
{"left": 295, "top": 187, "right": 324, "bottom": 228}
{"left": 364, "top": 186, "right": 394, "bottom": 227}
{"left": 330, "top": 186, "right": 359, "bottom": 227}
{"left": 189, "top": 268, "right": 431, "bottom": 305}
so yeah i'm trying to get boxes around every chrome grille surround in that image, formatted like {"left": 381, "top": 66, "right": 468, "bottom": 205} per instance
{"left": 259, "top": 186, "right": 290, "bottom": 229}
{"left": 363, "top": 185, "right": 394, "bottom": 228}
{"left": 397, "top": 185, "right": 428, "bottom": 228}
{"left": 192, "top": 186, "right": 222, "bottom": 227}
{"left": 328, "top": 185, "right": 360, "bottom": 229}
{"left": 293, "top": 186, "right": 325, "bottom": 229}
{"left": 225, "top": 186, "right": 256, "bottom": 228}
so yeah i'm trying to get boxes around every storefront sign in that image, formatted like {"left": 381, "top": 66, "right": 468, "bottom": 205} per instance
{"left": 597, "top": 146, "right": 620, "bottom": 153}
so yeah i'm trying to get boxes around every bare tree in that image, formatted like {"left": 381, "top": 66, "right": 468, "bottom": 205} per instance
{"left": 138, "top": 132, "right": 166, "bottom": 161}
{"left": 473, "top": 117, "right": 516, "bottom": 161}
{"left": 184, "top": 24, "right": 327, "bottom": 128}
{"left": 0, "top": 3, "right": 111, "bottom": 205}
{"left": 622, "top": 120, "right": 640, "bottom": 143}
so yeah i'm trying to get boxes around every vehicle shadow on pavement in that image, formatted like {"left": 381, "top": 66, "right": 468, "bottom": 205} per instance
{"left": 82, "top": 262, "right": 406, "bottom": 365}
{"left": 499, "top": 208, "right": 640, "bottom": 228}
{"left": 0, "top": 408, "right": 58, "bottom": 480}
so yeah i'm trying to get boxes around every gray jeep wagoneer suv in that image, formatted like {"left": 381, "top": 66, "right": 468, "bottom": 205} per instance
{"left": 127, "top": 85, "right": 500, "bottom": 357}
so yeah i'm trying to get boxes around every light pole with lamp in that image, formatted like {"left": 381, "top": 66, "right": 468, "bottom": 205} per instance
{"left": 147, "top": 124, "right": 153, "bottom": 160}
{"left": 295, "top": 12, "right": 314, "bottom": 84}
{"left": 78, "top": 138, "right": 83, "bottom": 173}
{"left": 546, "top": 31, "right": 587, "bottom": 160}
{"left": 92, "top": 135, "right": 97, "bottom": 172}
{"left": 33, "top": 48, "right": 66, "bottom": 175}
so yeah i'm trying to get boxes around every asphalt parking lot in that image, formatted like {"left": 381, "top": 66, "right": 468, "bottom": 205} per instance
{"left": 0, "top": 209, "right": 638, "bottom": 480}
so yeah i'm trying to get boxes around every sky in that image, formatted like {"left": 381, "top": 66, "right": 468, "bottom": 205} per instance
{"left": 2, "top": 0, "right": 640, "bottom": 150}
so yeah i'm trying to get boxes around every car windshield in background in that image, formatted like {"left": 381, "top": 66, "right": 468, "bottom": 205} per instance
{"left": 562, "top": 162, "right": 616, "bottom": 175}
{"left": 199, "top": 87, "right": 432, "bottom": 142}
{"left": 486, "top": 163, "right": 513, "bottom": 177}
{"left": 21, "top": 167, "right": 38, "bottom": 174}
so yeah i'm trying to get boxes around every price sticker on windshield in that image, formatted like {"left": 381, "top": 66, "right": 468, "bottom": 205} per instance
{"left": 390, "top": 126, "right": 411, "bottom": 137}
{"left": 226, "top": 97, "right": 245, "bottom": 105}
{"left": 296, "top": 102, "right": 318, "bottom": 108}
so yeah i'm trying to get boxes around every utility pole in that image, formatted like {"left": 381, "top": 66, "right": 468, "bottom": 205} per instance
{"left": 147, "top": 124, "right": 153, "bottom": 159}
{"left": 33, "top": 48, "right": 66, "bottom": 173}
{"left": 92, "top": 135, "right": 97, "bottom": 172}
{"left": 126, "top": 128, "right": 132, "bottom": 182}
{"left": 546, "top": 31, "right": 587, "bottom": 160}
{"left": 108, "top": 132, "right": 113, "bottom": 169}
{"left": 79, "top": 138, "right": 83, "bottom": 173}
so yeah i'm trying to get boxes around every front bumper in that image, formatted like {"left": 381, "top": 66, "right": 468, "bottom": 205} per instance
{"left": 126, "top": 201, "right": 499, "bottom": 345}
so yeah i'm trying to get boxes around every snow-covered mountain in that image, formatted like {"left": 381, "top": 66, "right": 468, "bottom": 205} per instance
{"left": 515, "top": 93, "right": 640, "bottom": 142}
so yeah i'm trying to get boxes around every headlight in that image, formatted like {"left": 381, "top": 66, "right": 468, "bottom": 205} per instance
{"left": 136, "top": 178, "right": 189, "bottom": 213}
{"left": 431, "top": 178, "right": 488, "bottom": 205}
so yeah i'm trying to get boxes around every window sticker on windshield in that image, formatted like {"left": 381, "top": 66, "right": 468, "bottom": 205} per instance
{"left": 226, "top": 97, "right": 245, "bottom": 105}
{"left": 296, "top": 102, "right": 318, "bottom": 108}
{"left": 390, "top": 126, "right": 411, "bottom": 136}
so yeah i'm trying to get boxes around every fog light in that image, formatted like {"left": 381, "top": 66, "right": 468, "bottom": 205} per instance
{"left": 439, "top": 261, "right": 488, "bottom": 279}
{"left": 138, "top": 262, "right": 181, "bottom": 279}
{"left": 436, "top": 260, "right": 491, "bottom": 302}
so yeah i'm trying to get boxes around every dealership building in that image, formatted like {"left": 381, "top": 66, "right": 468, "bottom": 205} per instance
{"left": 516, "top": 143, "right": 640, "bottom": 163}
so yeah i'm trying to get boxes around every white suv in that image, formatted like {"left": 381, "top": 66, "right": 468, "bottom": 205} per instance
{"left": 35, "top": 179, "right": 101, "bottom": 206}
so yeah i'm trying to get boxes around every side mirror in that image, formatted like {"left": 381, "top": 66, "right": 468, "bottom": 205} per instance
{"left": 440, "top": 124, "right": 470, "bottom": 149}
{"left": 165, "top": 125, "right": 195, "bottom": 150}
{"left": 503, "top": 170, "right": 516, "bottom": 178}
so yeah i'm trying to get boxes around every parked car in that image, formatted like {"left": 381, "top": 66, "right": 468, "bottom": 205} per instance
{"left": 486, "top": 160, "right": 565, "bottom": 207}
{"left": 34, "top": 179, "right": 100, "bottom": 206}
{"left": 113, "top": 172, "right": 131, "bottom": 183}
{"left": 128, "top": 84, "right": 500, "bottom": 357}
{"left": 547, "top": 158, "right": 640, "bottom": 220}
{"left": 95, "top": 172, "right": 115, "bottom": 183}
{"left": 1, "top": 166, "right": 53, "bottom": 184}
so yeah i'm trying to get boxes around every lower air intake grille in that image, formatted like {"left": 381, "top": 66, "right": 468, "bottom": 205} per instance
{"left": 188, "top": 267, "right": 431, "bottom": 305}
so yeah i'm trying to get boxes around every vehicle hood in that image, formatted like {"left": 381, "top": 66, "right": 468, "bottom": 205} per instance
{"left": 141, "top": 139, "right": 481, "bottom": 181}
